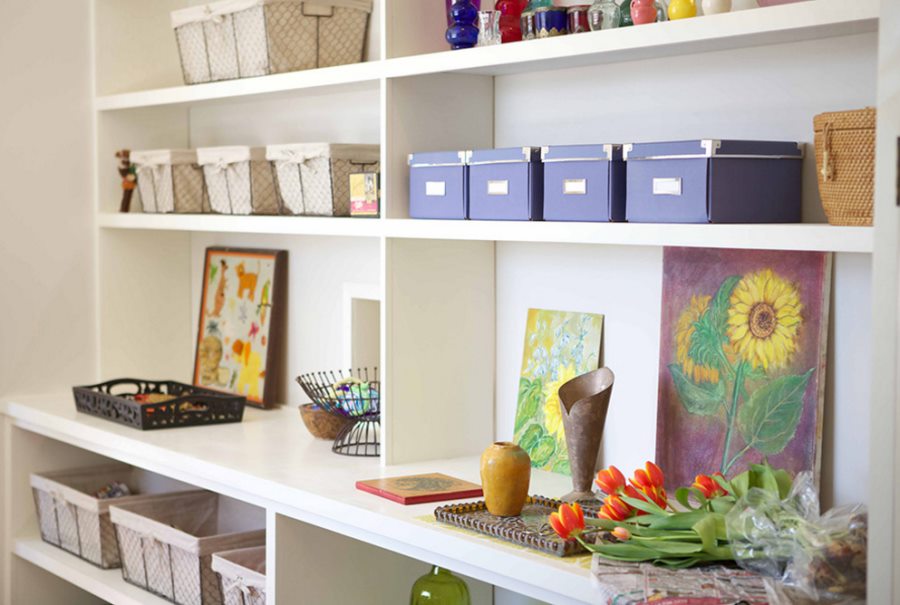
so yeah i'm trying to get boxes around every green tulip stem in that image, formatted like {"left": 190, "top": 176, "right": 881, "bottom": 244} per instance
{"left": 720, "top": 362, "right": 746, "bottom": 474}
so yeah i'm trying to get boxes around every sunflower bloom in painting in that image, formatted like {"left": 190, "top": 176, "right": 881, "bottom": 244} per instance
{"left": 675, "top": 295, "right": 720, "bottom": 384}
{"left": 727, "top": 269, "right": 802, "bottom": 370}
{"left": 544, "top": 364, "right": 577, "bottom": 441}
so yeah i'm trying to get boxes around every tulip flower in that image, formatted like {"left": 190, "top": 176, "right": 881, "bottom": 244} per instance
{"left": 611, "top": 526, "right": 631, "bottom": 541}
{"left": 549, "top": 502, "right": 585, "bottom": 540}
{"left": 595, "top": 465, "right": 626, "bottom": 495}
{"left": 630, "top": 461, "right": 665, "bottom": 491}
{"left": 692, "top": 473, "right": 728, "bottom": 499}
{"left": 599, "top": 494, "right": 633, "bottom": 521}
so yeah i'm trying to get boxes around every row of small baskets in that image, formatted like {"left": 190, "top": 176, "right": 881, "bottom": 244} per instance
{"left": 32, "top": 463, "right": 265, "bottom": 605}
{"left": 131, "top": 143, "right": 379, "bottom": 217}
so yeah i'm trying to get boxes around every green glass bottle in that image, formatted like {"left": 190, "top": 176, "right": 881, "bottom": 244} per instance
{"left": 410, "top": 566, "right": 471, "bottom": 605}
{"left": 619, "top": 0, "right": 634, "bottom": 26}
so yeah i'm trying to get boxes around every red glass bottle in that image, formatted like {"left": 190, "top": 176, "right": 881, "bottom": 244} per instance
{"left": 496, "top": 0, "right": 525, "bottom": 43}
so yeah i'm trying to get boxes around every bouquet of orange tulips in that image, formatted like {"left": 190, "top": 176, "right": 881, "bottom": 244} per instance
{"left": 549, "top": 461, "right": 793, "bottom": 569}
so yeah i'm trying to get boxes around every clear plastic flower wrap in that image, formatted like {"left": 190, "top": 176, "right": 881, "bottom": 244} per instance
{"left": 725, "top": 472, "right": 866, "bottom": 604}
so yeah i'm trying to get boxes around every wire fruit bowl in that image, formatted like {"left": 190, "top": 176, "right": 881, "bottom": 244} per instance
{"left": 296, "top": 368, "right": 380, "bottom": 457}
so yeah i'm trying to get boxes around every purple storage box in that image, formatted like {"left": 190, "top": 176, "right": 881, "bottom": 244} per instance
{"left": 409, "top": 150, "right": 468, "bottom": 219}
{"left": 469, "top": 147, "right": 543, "bottom": 221}
{"left": 542, "top": 144, "right": 626, "bottom": 222}
{"left": 624, "top": 139, "right": 803, "bottom": 224}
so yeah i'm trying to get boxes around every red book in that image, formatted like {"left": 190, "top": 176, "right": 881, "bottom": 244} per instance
{"left": 356, "top": 473, "right": 483, "bottom": 505}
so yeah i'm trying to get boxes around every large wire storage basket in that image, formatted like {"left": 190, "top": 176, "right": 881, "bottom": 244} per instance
{"left": 171, "top": 0, "right": 373, "bottom": 86}
{"left": 296, "top": 368, "right": 379, "bottom": 457}
{"left": 197, "top": 146, "right": 281, "bottom": 215}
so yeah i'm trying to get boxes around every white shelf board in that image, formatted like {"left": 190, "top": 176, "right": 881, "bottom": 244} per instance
{"left": 14, "top": 536, "right": 170, "bottom": 605}
{"left": 95, "top": 61, "right": 383, "bottom": 111}
{"left": 388, "top": 0, "right": 878, "bottom": 78}
{"left": 93, "top": 0, "right": 877, "bottom": 111}
{"left": 98, "top": 212, "right": 383, "bottom": 238}
{"left": 384, "top": 220, "right": 874, "bottom": 253}
{"left": 3, "top": 394, "right": 594, "bottom": 605}
{"left": 96, "top": 212, "right": 874, "bottom": 252}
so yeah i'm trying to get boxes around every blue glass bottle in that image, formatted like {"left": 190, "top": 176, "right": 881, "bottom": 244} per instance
{"left": 446, "top": 0, "right": 479, "bottom": 50}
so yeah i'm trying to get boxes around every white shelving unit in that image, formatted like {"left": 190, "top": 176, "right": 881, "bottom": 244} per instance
{"left": 3, "top": 0, "right": 899, "bottom": 603}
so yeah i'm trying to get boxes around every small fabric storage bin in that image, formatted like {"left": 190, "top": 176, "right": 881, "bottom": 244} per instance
{"left": 212, "top": 547, "right": 266, "bottom": 605}
{"left": 132, "top": 149, "right": 207, "bottom": 214}
{"left": 624, "top": 139, "right": 803, "bottom": 224}
{"left": 197, "top": 146, "right": 280, "bottom": 215}
{"left": 111, "top": 491, "right": 266, "bottom": 605}
{"left": 814, "top": 108, "right": 876, "bottom": 226}
{"left": 542, "top": 144, "right": 626, "bottom": 222}
{"left": 266, "top": 143, "right": 380, "bottom": 216}
{"left": 408, "top": 151, "right": 469, "bottom": 219}
{"left": 468, "top": 147, "right": 544, "bottom": 221}
{"left": 31, "top": 463, "right": 180, "bottom": 569}
{"left": 171, "top": 0, "right": 373, "bottom": 85}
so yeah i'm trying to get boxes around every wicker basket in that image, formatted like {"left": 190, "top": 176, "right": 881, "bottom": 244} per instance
{"left": 110, "top": 491, "right": 266, "bottom": 605}
{"left": 197, "top": 147, "right": 281, "bottom": 215}
{"left": 266, "top": 143, "right": 380, "bottom": 216}
{"left": 171, "top": 0, "right": 373, "bottom": 85}
{"left": 132, "top": 149, "right": 208, "bottom": 214}
{"left": 212, "top": 547, "right": 266, "bottom": 605}
{"left": 31, "top": 464, "right": 182, "bottom": 569}
{"left": 813, "top": 108, "right": 876, "bottom": 226}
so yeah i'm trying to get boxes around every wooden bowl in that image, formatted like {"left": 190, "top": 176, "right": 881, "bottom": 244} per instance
{"left": 299, "top": 404, "right": 352, "bottom": 440}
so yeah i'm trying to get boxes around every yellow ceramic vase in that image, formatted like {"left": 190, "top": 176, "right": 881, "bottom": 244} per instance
{"left": 667, "top": 0, "right": 696, "bottom": 19}
{"left": 480, "top": 442, "right": 531, "bottom": 517}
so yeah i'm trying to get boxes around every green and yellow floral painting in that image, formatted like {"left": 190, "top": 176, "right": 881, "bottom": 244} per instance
{"left": 514, "top": 309, "right": 605, "bottom": 474}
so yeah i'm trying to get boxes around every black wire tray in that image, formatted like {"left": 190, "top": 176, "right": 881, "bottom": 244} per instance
{"left": 73, "top": 378, "right": 245, "bottom": 430}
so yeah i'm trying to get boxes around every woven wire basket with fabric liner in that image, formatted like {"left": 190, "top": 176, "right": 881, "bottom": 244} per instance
{"left": 296, "top": 367, "right": 379, "bottom": 457}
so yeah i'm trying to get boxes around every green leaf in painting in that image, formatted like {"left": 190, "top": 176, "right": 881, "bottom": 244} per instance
{"left": 551, "top": 458, "right": 571, "bottom": 476}
{"left": 738, "top": 369, "right": 814, "bottom": 456}
{"left": 517, "top": 423, "right": 544, "bottom": 453}
{"left": 688, "top": 275, "right": 741, "bottom": 370}
{"left": 529, "top": 435, "right": 557, "bottom": 467}
{"left": 514, "top": 378, "right": 542, "bottom": 433}
{"left": 668, "top": 364, "right": 726, "bottom": 416}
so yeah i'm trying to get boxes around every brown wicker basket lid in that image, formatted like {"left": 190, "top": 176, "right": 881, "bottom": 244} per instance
{"left": 813, "top": 107, "right": 876, "bottom": 133}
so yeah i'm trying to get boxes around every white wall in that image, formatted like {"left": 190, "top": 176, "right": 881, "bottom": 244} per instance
{"left": 492, "top": 34, "right": 878, "bottom": 509}
{"left": 0, "top": 0, "right": 96, "bottom": 397}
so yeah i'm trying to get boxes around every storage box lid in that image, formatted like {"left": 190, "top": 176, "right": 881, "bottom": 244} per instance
{"left": 623, "top": 140, "right": 803, "bottom": 161}
{"left": 468, "top": 147, "right": 542, "bottom": 165}
{"left": 131, "top": 149, "right": 197, "bottom": 166}
{"left": 266, "top": 143, "right": 380, "bottom": 164}
{"left": 541, "top": 144, "right": 622, "bottom": 163}
{"left": 171, "top": 0, "right": 373, "bottom": 28}
{"left": 197, "top": 146, "right": 266, "bottom": 166}
{"left": 408, "top": 151, "right": 468, "bottom": 167}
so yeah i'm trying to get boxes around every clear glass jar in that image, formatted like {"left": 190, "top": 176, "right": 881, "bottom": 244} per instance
{"left": 588, "top": 0, "right": 621, "bottom": 30}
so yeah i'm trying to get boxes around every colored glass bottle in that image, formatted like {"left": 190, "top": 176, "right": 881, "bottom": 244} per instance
{"left": 446, "top": 0, "right": 481, "bottom": 26}
{"left": 588, "top": 0, "right": 621, "bottom": 30}
{"left": 631, "top": 0, "right": 658, "bottom": 24}
{"left": 619, "top": 0, "right": 634, "bottom": 26}
{"left": 668, "top": 0, "right": 696, "bottom": 19}
{"left": 410, "top": 567, "right": 471, "bottom": 605}
{"left": 656, "top": 0, "right": 669, "bottom": 21}
{"left": 446, "top": 0, "right": 479, "bottom": 49}
{"left": 496, "top": 0, "right": 524, "bottom": 42}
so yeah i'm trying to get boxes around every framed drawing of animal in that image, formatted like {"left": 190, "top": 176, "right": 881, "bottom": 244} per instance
{"left": 194, "top": 247, "right": 287, "bottom": 409}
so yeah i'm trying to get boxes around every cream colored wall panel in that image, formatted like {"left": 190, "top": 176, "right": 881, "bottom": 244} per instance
{"left": 273, "top": 513, "right": 493, "bottom": 604}
{"left": 0, "top": 0, "right": 95, "bottom": 398}
{"left": 385, "top": 238, "right": 495, "bottom": 464}
{"left": 99, "top": 230, "right": 193, "bottom": 382}
{"left": 869, "top": 0, "right": 900, "bottom": 600}
{"left": 190, "top": 233, "right": 381, "bottom": 406}
{"left": 494, "top": 34, "right": 877, "bottom": 223}
{"left": 97, "top": 107, "right": 190, "bottom": 213}
{"left": 384, "top": 73, "right": 494, "bottom": 218}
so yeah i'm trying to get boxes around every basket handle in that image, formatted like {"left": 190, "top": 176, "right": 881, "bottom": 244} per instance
{"left": 821, "top": 122, "right": 834, "bottom": 182}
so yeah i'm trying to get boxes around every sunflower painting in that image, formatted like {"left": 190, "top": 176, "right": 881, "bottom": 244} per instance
{"left": 513, "top": 309, "right": 605, "bottom": 474}
{"left": 656, "top": 248, "right": 831, "bottom": 490}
